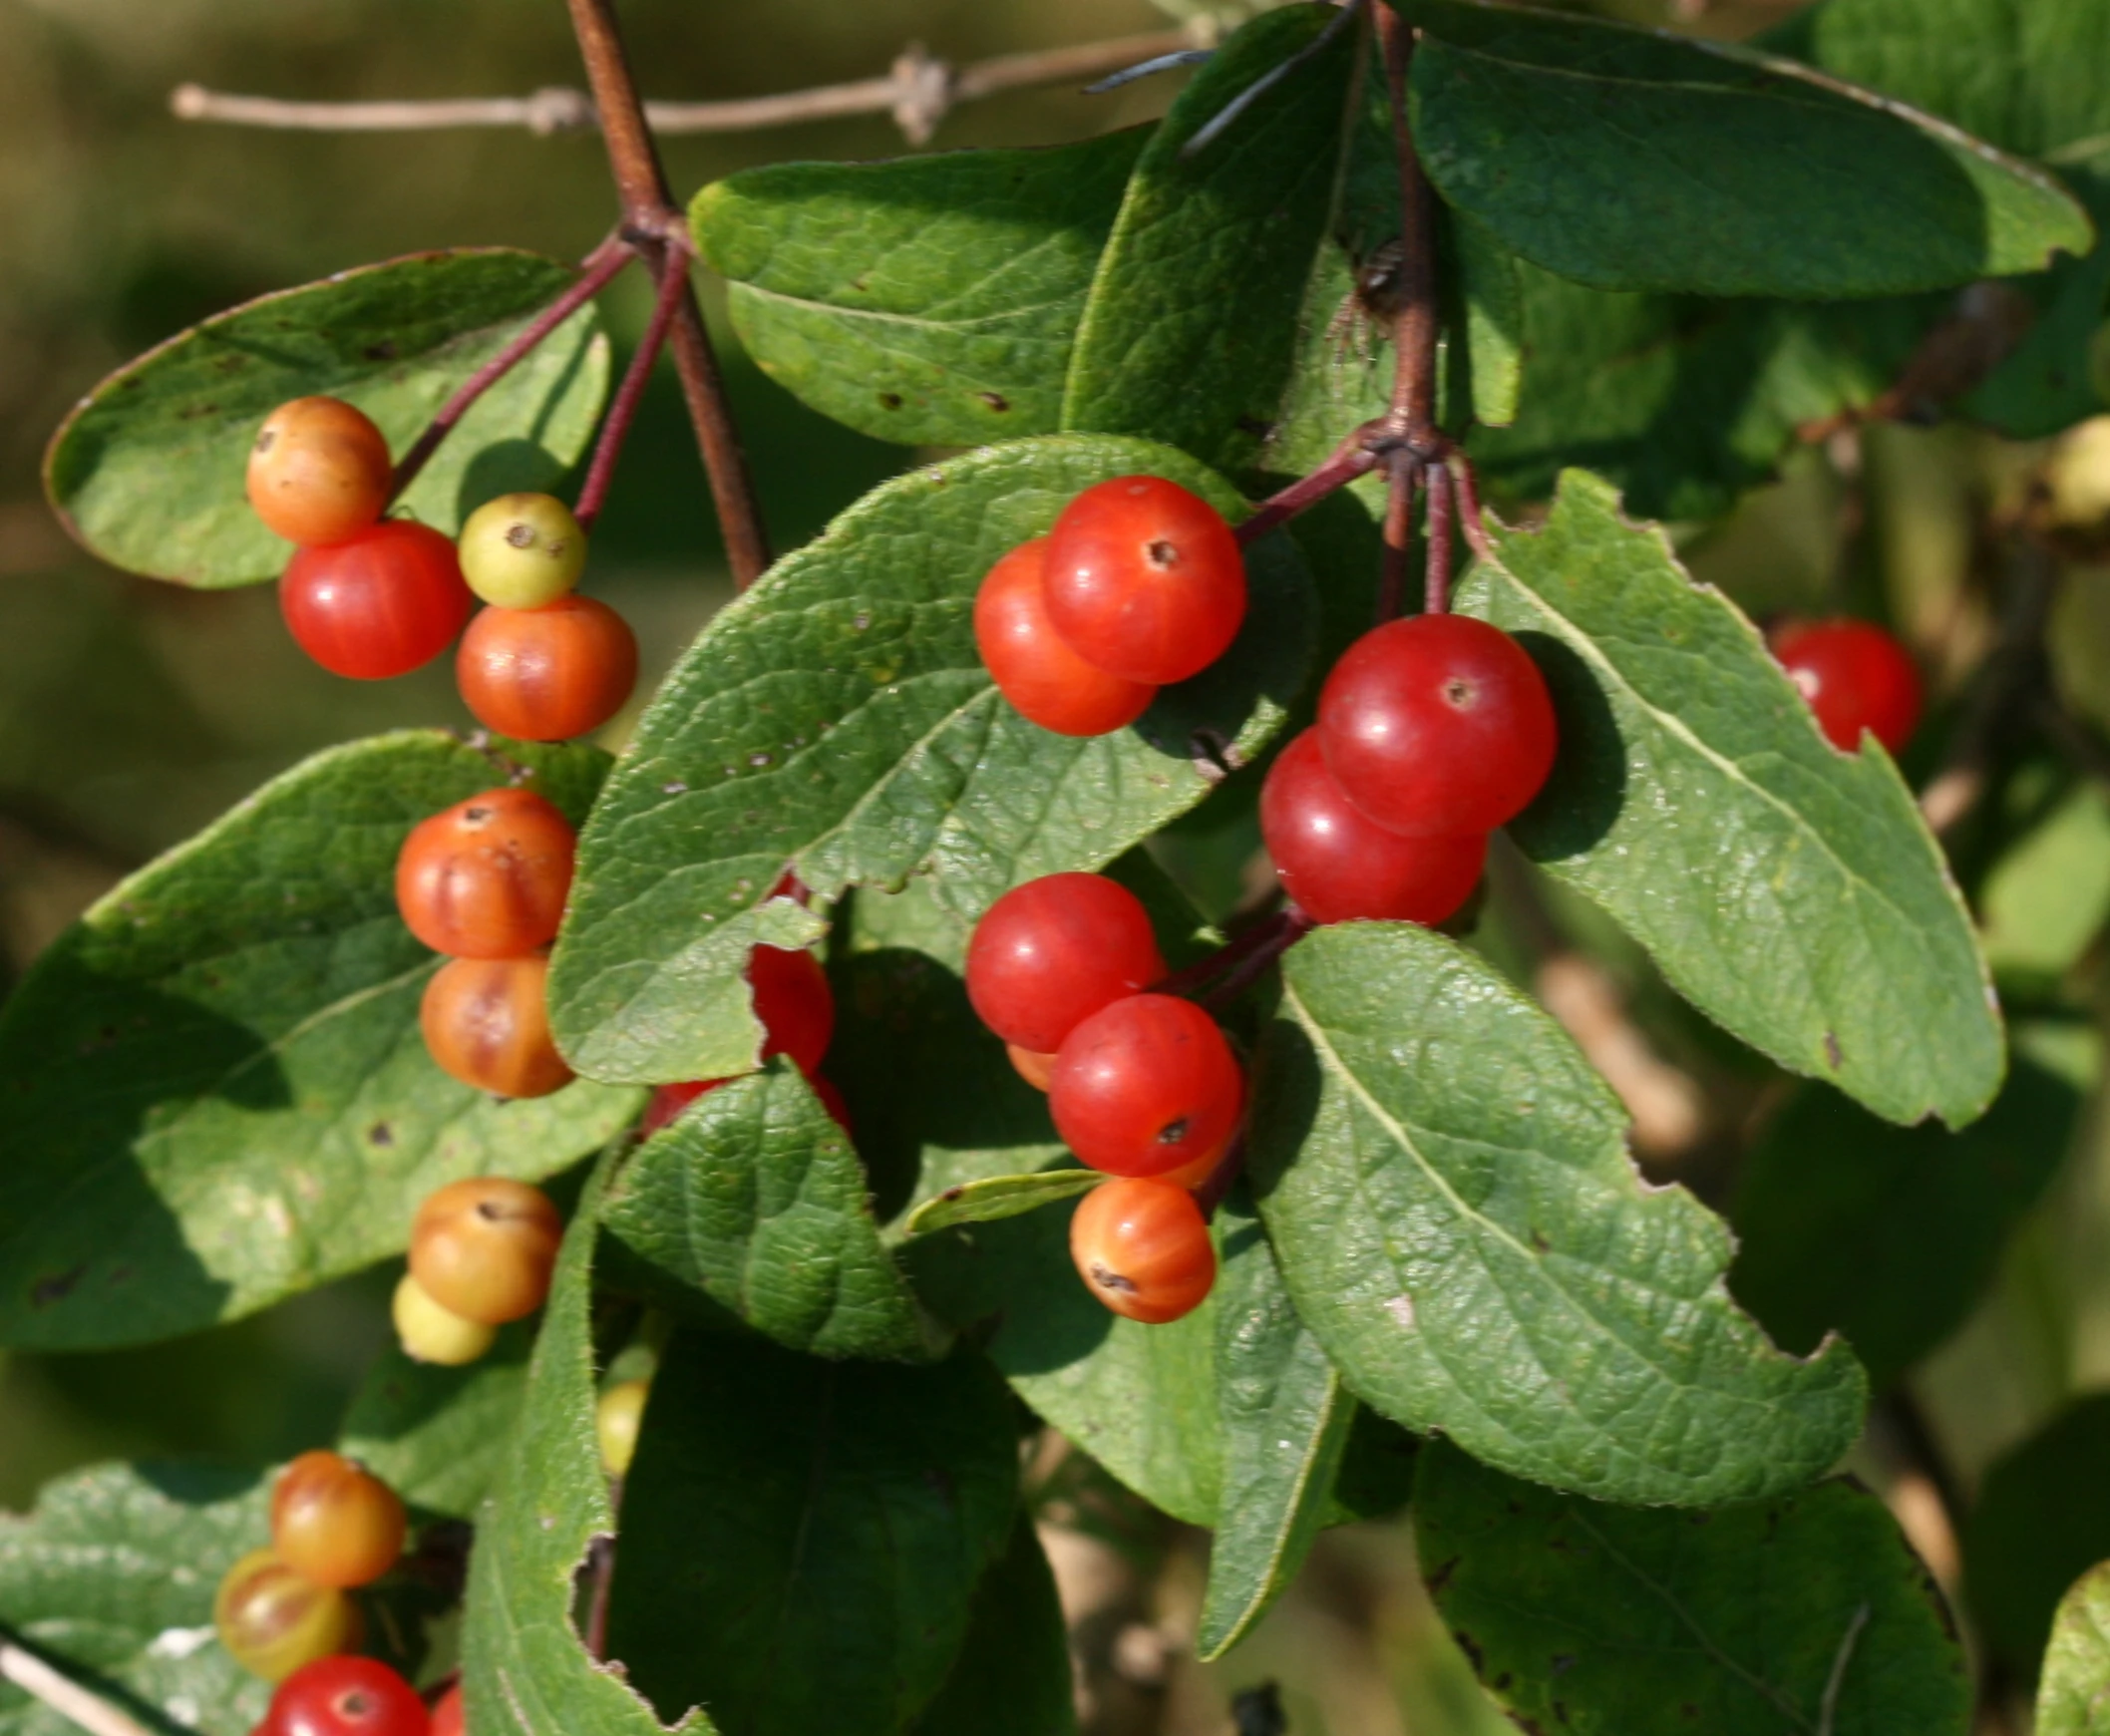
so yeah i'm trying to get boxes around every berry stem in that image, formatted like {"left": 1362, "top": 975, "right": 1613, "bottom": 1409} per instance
{"left": 563, "top": 0, "right": 772, "bottom": 589}
{"left": 389, "top": 234, "right": 636, "bottom": 503}
{"left": 1375, "top": 447, "right": 1418, "bottom": 622}
{"left": 1234, "top": 438, "right": 1382, "bottom": 546}
{"left": 1423, "top": 459, "right": 1454, "bottom": 616}
{"left": 1199, "top": 908, "right": 1314, "bottom": 1013}
{"left": 1450, "top": 454, "right": 1496, "bottom": 565}
{"left": 1155, "top": 905, "right": 1293, "bottom": 999}
{"left": 1374, "top": 8, "right": 1441, "bottom": 457}
{"left": 573, "top": 248, "right": 690, "bottom": 531}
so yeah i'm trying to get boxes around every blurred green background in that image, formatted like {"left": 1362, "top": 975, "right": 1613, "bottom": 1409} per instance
{"left": 7, "top": 1, "right": 2074, "bottom": 1731}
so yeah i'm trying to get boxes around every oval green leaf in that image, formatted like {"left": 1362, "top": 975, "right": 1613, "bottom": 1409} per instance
{"left": 1250, "top": 922, "right": 1868, "bottom": 1507}
{"left": 46, "top": 248, "right": 608, "bottom": 588}
{"left": 902, "top": 1168, "right": 1105, "bottom": 1237}
{"left": 548, "top": 434, "right": 1312, "bottom": 1086}
{"left": 2037, "top": 1561, "right": 2110, "bottom": 1736}
{"left": 0, "top": 731, "right": 639, "bottom": 1351}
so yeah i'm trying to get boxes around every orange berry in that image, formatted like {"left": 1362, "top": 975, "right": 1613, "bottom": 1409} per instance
{"left": 409, "top": 1177, "right": 563, "bottom": 1325}
{"left": 247, "top": 397, "right": 392, "bottom": 547}
{"left": 420, "top": 955, "right": 573, "bottom": 1100}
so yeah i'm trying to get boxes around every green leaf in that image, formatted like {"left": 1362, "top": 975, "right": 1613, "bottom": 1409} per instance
{"left": 549, "top": 436, "right": 1312, "bottom": 1086}
{"left": 903, "top": 1199, "right": 1222, "bottom": 1526}
{"left": 1964, "top": 1396, "right": 2110, "bottom": 1671}
{"left": 1397, "top": 0, "right": 2092, "bottom": 298}
{"left": 906, "top": 1518, "right": 1077, "bottom": 1736}
{"left": 1197, "top": 1189, "right": 1353, "bottom": 1662}
{"left": 0, "top": 1463, "right": 271, "bottom": 1736}
{"left": 337, "top": 1325, "right": 534, "bottom": 1521}
{"left": 694, "top": 131, "right": 1148, "bottom": 448}
{"left": 463, "top": 1153, "right": 709, "bottom": 1736}
{"left": 0, "top": 731, "right": 639, "bottom": 1352}
{"left": 1413, "top": 1442, "right": 1970, "bottom": 1735}
{"left": 1466, "top": 268, "right": 1920, "bottom": 522}
{"left": 903, "top": 1169, "right": 1105, "bottom": 1237}
{"left": 2036, "top": 1562, "right": 2110, "bottom": 1736}
{"left": 598, "top": 1063, "right": 939, "bottom": 1361}
{"left": 1062, "top": 5, "right": 1363, "bottom": 476}
{"left": 1729, "top": 1027, "right": 2093, "bottom": 1389}
{"left": 1963, "top": 166, "right": 2110, "bottom": 440}
{"left": 602, "top": 1332, "right": 1020, "bottom": 1736}
{"left": 1250, "top": 922, "right": 1867, "bottom": 1508}
{"left": 1460, "top": 470, "right": 2002, "bottom": 1128}
{"left": 45, "top": 250, "right": 608, "bottom": 589}
{"left": 1978, "top": 777, "right": 2110, "bottom": 987}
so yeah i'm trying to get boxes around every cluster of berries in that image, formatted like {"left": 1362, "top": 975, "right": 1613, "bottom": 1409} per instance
{"left": 965, "top": 872, "right": 1233, "bottom": 1326}
{"left": 391, "top": 1177, "right": 561, "bottom": 1367}
{"left": 246, "top": 397, "right": 637, "bottom": 741}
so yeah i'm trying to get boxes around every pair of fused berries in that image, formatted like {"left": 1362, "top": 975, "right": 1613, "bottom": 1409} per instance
{"left": 393, "top": 1177, "right": 562, "bottom": 1367}
{"left": 248, "top": 398, "right": 637, "bottom": 739}
{"left": 639, "top": 940, "right": 850, "bottom": 1138}
{"left": 965, "top": 871, "right": 1239, "bottom": 1325}
{"left": 397, "top": 787, "right": 578, "bottom": 1102}
{"left": 1770, "top": 618, "right": 1923, "bottom": 756}
{"left": 974, "top": 476, "right": 1247, "bottom": 737}
{"left": 213, "top": 1453, "right": 407, "bottom": 1683}
{"left": 1260, "top": 613, "right": 1558, "bottom": 928}
{"left": 251, "top": 1658, "right": 440, "bottom": 1736}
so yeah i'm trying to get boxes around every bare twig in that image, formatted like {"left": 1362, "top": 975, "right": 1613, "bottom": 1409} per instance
{"left": 1451, "top": 455, "right": 1497, "bottom": 565}
{"left": 390, "top": 233, "right": 635, "bottom": 500}
{"left": 1234, "top": 437, "right": 1380, "bottom": 546}
{"left": 1423, "top": 459, "right": 1454, "bottom": 616}
{"left": 1376, "top": 448, "right": 1417, "bottom": 622}
{"left": 573, "top": 250, "right": 689, "bottom": 530}
{"left": 563, "top": 0, "right": 770, "bottom": 588}
{"left": 169, "top": 31, "right": 1191, "bottom": 149}
{"left": 0, "top": 1640, "right": 162, "bottom": 1736}
{"left": 1374, "top": 10, "right": 1441, "bottom": 456}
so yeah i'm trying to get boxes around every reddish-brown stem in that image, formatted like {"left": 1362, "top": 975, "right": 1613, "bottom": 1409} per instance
{"left": 1375, "top": 449, "right": 1418, "bottom": 622}
{"left": 1199, "top": 908, "right": 1314, "bottom": 1013}
{"left": 1157, "top": 908, "right": 1295, "bottom": 999}
{"left": 1235, "top": 441, "right": 1382, "bottom": 546}
{"left": 1423, "top": 460, "right": 1454, "bottom": 615}
{"left": 564, "top": 0, "right": 771, "bottom": 588}
{"left": 573, "top": 251, "right": 688, "bottom": 530}
{"left": 388, "top": 236, "right": 635, "bottom": 502}
{"left": 1450, "top": 455, "right": 1496, "bottom": 564}
{"left": 1375, "top": 10, "right": 1441, "bottom": 453}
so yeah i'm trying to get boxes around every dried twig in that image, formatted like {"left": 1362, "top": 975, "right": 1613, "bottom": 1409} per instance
{"left": 0, "top": 1640, "right": 163, "bottom": 1736}
{"left": 169, "top": 32, "right": 1192, "bottom": 150}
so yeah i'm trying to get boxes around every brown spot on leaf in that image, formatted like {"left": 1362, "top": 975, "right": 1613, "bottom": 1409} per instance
{"left": 367, "top": 1122, "right": 394, "bottom": 1148}
{"left": 1824, "top": 1031, "right": 1843, "bottom": 1070}
{"left": 1423, "top": 1555, "right": 1460, "bottom": 1596}
{"left": 364, "top": 340, "right": 398, "bottom": 361}
{"left": 878, "top": 392, "right": 903, "bottom": 411}
{"left": 977, "top": 391, "right": 1010, "bottom": 412}
{"left": 32, "top": 1265, "right": 87, "bottom": 1307}
{"left": 1453, "top": 1629, "right": 1484, "bottom": 1675}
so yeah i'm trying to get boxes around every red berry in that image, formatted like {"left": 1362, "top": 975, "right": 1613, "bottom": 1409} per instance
{"left": 247, "top": 398, "right": 392, "bottom": 548}
{"left": 428, "top": 1684, "right": 462, "bottom": 1736}
{"left": 395, "top": 788, "right": 575, "bottom": 959}
{"left": 1771, "top": 618, "right": 1923, "bottom": 756}
{"left": 281, "top": 521, "right": 474, "bottom": 680}
{"left": 420, "top": 955, "right": 574, "bottom": 1100}
{"left": 974, "top": 537, "right": 1157, "bottom": 737}
{"left": 1069, "top": 1179, "right": 1216, "bottom": 1323}
{"left": 1041, "top": 476, "right": 1245, "bottom": 684}
{"left": 1317, "top": 614, "right": 1557, "bottom": 837}
{"left": 641, "top": 1078, "right": 723, "bottom": 1137}
{"left": 965, "top": 873, "right": 1168, "bottom": 1055}
{"left": 1049, "top": 993, "right": 1243, "bottom": 1179}
{"left": 1260, "top": 729, "right": 1485, "bottom": 926}
{"left": 456, "top": 595, "right": 639, "bottom": 742}
{"left": 266, "top": 1657, "right": 429, "bottom": 1736}
{"left": 749, "top": 945, "right": 834, "bottom": 1071}
{"left": 270, "top": 1451, "right": 406, "bottom": 1589}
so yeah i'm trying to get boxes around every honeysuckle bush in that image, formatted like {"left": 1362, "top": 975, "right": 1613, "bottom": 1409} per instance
{"left": 9, "top": 0, "right": 2110, "bottom": 1732}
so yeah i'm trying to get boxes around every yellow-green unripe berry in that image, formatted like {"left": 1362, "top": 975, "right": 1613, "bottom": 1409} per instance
{"left": 458, "top": 493, "right": 587, "bottom": 608}
{"left": 392, "top": 1271, "right": 496, "bottom": 1366}
{"left": 596, "top": 1379, "right": 650, "bottom": 1478}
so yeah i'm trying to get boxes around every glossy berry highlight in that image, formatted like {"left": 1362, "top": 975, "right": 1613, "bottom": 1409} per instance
{"left": 1260, "top": 729, "right": 1486, "bottom": 926}
{"left": 395, "top": 788, "right": 575, "bottom": 959}
{"left": 281, "top": 521, "right": 474, "bottom": 680}
{"left": 409, "top": 1177, "right": 562, "bottom": 1326}
{"left": 1317, "top": 613, "right": 1557, "bottom": 837}
{"left": 1771, "top": 618, "right": 1924, "bottom": 756}
{"left": 456, "top": 595, "right": 638, "bottom": 742}
{"left": 420, "top": 954, "right": 573, "bottom": 1100}
{"left": 1069, "top": 1178, "right": 1216, "bottom": 1324}
{"left": 247, "top": 397, "right": 392, "bottom": 547}
{"left": 270, "top": 1451, "right": 406, "bottom": 1589}
{"left": 265, "top": 1656, "right": 429, "bottom": 1736}
{"left": 458, "top": 493, "right": 587, "bottom": 609}
{"left": 391, "top": 1273, "right": 496, "bottom": 1367}
{"left": 965, "top": 872, "right": 1167, "bottom": 1055}
{"left": 1049, "top": 993, "right": 1243, "bottom": 1179}
{"left": 974, "top": 537, "right": 1156, "bottom": 737}
{"left": 1041, "top": 476, "right": 1246, "bottom": 684}
{"left": 213, "top": 1547, "right": 362, "bottom": 1683}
